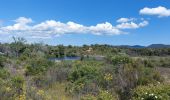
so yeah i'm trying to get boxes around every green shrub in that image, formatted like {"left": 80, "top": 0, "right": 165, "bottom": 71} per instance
{"left": 160, "top": 58, "right": 170, "bottom": 68}
{"left": 25, "top": 58, "right": 53, "bottom": 75}
{"left": 11, "top": 76, "right": 24, "bottom": 90}
{"left": 67, "top": 61, "right": 101, "bottom": 94}
{"left": 111, "top": 55, "right": 132, "bottom": 65}
{"left": 97, "top": 90, "right": 117, "bottom": 100}
{"left": 81, "top": 90, "right": 117, "bottom": 100}
{"left": 143, "top": 59, "right": 154, "bottom": 68}
{"left": 137, "top": 67, "right": 163, "bottom": 85}
{"left": 0, "top": 56, "right": 6, "bottom": 68}
{"left": 132, "top": 84, "right": 170, "bottom": 100}
{"left": 0, "top": 68, "right": 10, "bottom": 79}
{"left": 81, "top": 94, "right": 97, "bottom": 100}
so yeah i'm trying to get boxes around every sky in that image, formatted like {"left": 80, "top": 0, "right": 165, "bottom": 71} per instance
{"left": 0, "top": 0, "right": 170, "bottom": 46}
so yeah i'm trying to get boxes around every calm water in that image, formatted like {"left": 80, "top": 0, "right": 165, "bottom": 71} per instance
{"left": 49, "top": 56, "right": 80, "bottom": 61}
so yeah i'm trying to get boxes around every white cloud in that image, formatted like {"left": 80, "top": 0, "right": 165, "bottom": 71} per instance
{"left": 0, "top": 17, "right": 148, "bottom": 39}
{"left": 116, "top": 17, "right": 149, "bottom": 29}
{"left": 116, "top": 22, "right": 138, "bottom": 29}
{"left": 32, "top": 20, "right": 88, "bottom": 35}
{"left": 139, "top": 21, "right": 149, "bottom": 27}
{"left": 117, "top": 18, "right": 136, "bottom": 23}
{"left": 15, "top": 17, "right": 33, "bottom": 24}
{"left": 2, "top": 17, "right": 32, "bottom": 31}
{"left": 116, "top": 20, "right": 148, "bottom": 29}
{"left": 140, "top": 6, "right": 170, "bottom": 17}
{"left": 89, "top": 22, "right": 122, "bottom": 35}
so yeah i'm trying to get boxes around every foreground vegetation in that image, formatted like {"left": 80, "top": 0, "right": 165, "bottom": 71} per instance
{"left": 0, "top": 37, "right": 170, "bottom": 100}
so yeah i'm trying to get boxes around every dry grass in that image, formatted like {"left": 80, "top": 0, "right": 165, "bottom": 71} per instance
{"left": 45, "top": 82, "right": 79, "bottom": 100}
{"left": 156, "top": 67, "right": 170, "bottom": 83}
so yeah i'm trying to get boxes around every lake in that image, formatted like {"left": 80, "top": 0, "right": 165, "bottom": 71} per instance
{"left": 49, "top": 56, "right": 81, "bottom": 62}
{"left": 49, "top": 55, "right": 105, "bottom": 62}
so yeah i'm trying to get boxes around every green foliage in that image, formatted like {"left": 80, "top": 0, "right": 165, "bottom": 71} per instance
{"left": 67, "top": 61, "right": 100, "bottom": 93}
{"left": 0, "top": 68, "right": 10, "bottom": 79}
{"left": 81, "top": 94, "right": 97, "bottom": 100}
{"left": 106, "top": 58, "right": 163, "bottom": 99}
{"left": 25, "top": 57, "right": 53, "bottom": 75}
{"left": 143, "top": 59, "right": 155, "bottom": 68}
{"left": 66, "top": 49, "right": 77, "bottom": 57}
{"left": 10, "top": 37, "right": 27, "bottom": 57}
{"left": 11, "top": 76, "right": 24, "bottom": 90}
{"left": 0, "top": 56, "right": 6, "bottom": 68}
{"left": 1, "top": 40, "right": 170, "bottom": 100}
{"left": 81, "top": 90, "right": 117, "bottom": 100}
{"left": 97, "top": 90, "right": 117, "bottom": 100}
{"left": 58, "top": 45, "right": 65, "bottom": 58}
{"left": 49, "top": 45, "right": 65, "bottom": 58}
{"left": 137, "top": 67, "right": 163, "bottom": 85}
{"left": 0, "top": 73, "right": 25, "bottom": 100}
{"left": 30, "top": 61, "right": 72, "bottom": 87}
{"left": 69, "top": 64, "right": 98, "bottom": 82}
{"left": 132, "top": 84, "right": 170, "bottom": 100}
{"left": 160, "top": 58, "right": 170, "bottom": 68}
{"left": 110, "top": 55, "right": 132, "bottom": 65}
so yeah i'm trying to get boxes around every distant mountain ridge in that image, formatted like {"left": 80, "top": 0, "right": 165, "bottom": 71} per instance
{"left": 147, "top": 44, "right": 170, "bottom": 48}
{"left": 118, "top": 45, "right": 145, "bottom": 48}
{"left": 117, "top": 44, "right": 170, "bottom": 48}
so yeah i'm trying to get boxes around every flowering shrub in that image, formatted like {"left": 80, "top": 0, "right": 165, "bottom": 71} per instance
{"left": 104, "top": 73, "right": 113, "bottom": 81}
{"left": 67, "top": 61, "right": 100, "bottom": 93}
{"left": 111, "top": 55, "right": 132, "bottom": 65}
{"left": 132, "top": 84, "right": 170, "bottom": 100}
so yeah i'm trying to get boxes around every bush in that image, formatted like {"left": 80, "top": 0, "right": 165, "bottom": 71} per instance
{"left": 0, "top": 56, "right": 6, "bottom": 68}
{"left": 0, "top": 68, "right": 10, "bottom": 79}
{"left": 81, "top": 90, "right": 117, "bottom": 100}
{"left": 160, "top": 58, "right": 170, "bottom": 68}
{"left": 97, "top": 90, "right": 117, "bottom": 100}
{"left": 132, "top": 83, "right": 170, "bottom": 100}
{"left": 32, "top": 61, "right": 73, "bottom": 88}
{"left": 137, "top": 67, "right": 163, "bottom": 85}
{"left": 110, "top": 55, "right": 132, "bottom": 65}
{"left": 143, "top": 59, "right": 154, "bottom": 68}
{"left": 25, "top": 58, "right": 53, "bottom": 75}
{"left": 67, "top": 61, "right": 101, "bottom": 94}
{"left": 0, "top": 75, "right": 25, "bottom": 100}
{"left": 11, "top": 76, "right": 24, "bottom": 91}
{"left": 112, "top": 58, "right": 163, "bottom": 99}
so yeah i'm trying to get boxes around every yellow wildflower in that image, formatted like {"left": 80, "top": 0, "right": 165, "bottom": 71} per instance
{"left": 6, "top": 87, "right": 12, "bottom": 92}
{"left": 15, "top": 94, "right": 26, "bottom": 100}
{"left": 104, "top": 73, "right": 113, "bottom": 81}
{"left": 37, "top": 89, "right": 45, "bottom": 96}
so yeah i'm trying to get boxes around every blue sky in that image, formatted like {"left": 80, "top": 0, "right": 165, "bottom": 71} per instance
{"left": 0, "top": 0, "right": 170, "bottom": 46}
